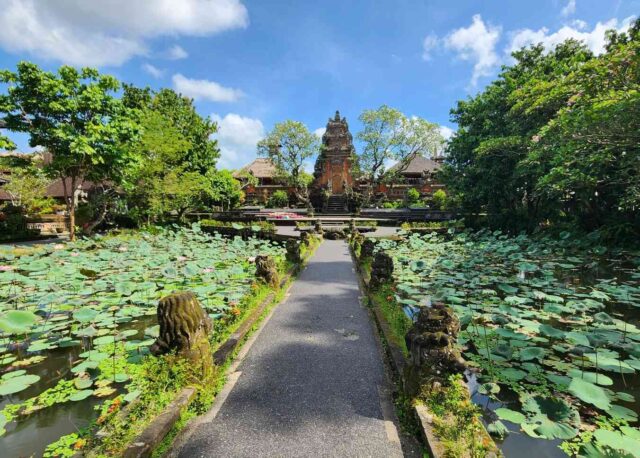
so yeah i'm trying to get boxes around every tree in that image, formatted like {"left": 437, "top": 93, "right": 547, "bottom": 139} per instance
{"left": 208, "top": 169, "right": 244, "bottom": 210}
{"left": 267, "top": 190, "right": 289, "bottom": 208}
{"left": 441, "top": 18, "right": 640, "bottom": 241}
{"left": 122, "top": 85, "right": 219, "bottom": 174}
{"left": 0, "top": 158, "right": 53, "bottom": 214}
{"left": 148, "top": 170, "right": 212, "bottom": 221}
{"left": 357, "top": 106, "right": 444, "bottom": 204}
{"left": 257, "top": 120, "right": 319, "bottom": 207}
{"left": 0, "top": 62, "right": 138, "bottom": 240}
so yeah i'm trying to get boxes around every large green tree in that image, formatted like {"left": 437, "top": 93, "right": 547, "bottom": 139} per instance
{"left": 356, "top": 105, "right": 444, "bottom": 203}
{"left": 0, "top": 62, "right": 138, "bottom": 239}
{"left": 257, "top": 120, "right": 318, "bottom": 206}
{"left": 0, "top": 156, "right": 53, "bottom": 214}
{"left": 121, "top": 86, "right": 223, "bottom": 222}
{"left": 442, "top": 19, "right": 640, "bottom": 240}
{"left": 122, "top": 85, "right": 219, "bottom": 174}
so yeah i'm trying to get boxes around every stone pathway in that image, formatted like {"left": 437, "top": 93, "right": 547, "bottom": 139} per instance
{"left": 175, "top": 240, "right": 405, "bottom": 458}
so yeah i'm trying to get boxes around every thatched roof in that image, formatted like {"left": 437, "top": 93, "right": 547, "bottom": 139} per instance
{"left": 389, "top": 153, "right": 440, "bottom": 175}
{"left": 234, "top": 158, "right": 278, "bottom": 179}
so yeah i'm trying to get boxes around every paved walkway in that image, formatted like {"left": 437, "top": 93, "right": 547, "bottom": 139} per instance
{"left": 176, "top": 240, "right": 404, "bottom": 458}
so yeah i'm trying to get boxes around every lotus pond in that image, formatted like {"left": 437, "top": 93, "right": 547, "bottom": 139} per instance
{"left": 377, "top": 230, "right": 640, "bottom": 457}
{"left": 0, "top": 225, "right": 286, "bottom": 457}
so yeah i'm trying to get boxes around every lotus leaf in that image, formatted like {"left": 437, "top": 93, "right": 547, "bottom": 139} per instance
{"left": 495, "top": 408, "right": 526, "bottom": 424}
{"left": 0, "top": 373, "right": 40, "bottom": 395}
{"left": 593, "top": 429, "right": 640, "bottom": 457}
{"left": 0, "top": 310, "right": 39, "bottom": 334}
{"left": 568, "top": 377, "right": 611, "bottom": 410}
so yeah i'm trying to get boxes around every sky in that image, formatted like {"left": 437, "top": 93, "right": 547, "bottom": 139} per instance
{"left": 0, "top": 0, "right": 637, "bottom": 170}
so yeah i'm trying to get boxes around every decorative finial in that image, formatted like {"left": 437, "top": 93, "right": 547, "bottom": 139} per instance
{"left": 334, "top": 110, "right": 340, "bottom": 121}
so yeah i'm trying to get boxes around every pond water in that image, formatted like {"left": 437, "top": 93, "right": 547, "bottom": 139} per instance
{"left": 381, "top": 231, "right": 640, "bottom": 456}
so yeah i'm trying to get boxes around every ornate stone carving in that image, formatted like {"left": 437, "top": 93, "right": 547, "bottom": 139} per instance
{"left": 150, "top": 292, "right": 213, "bottom": 376}
{"left": 286, "top": 239, "right": 302, "bottom": 265}
{"left": 404, "top": 303, "right": 466, "bottom": 395}
{"left": 311, "top": 110, "right": 355, "bottom": 203}
{"left": 255, "top": 255, "right": 279, "bottom": 286}
{"left": 369, "top": 251, "right": 394, "bottom": 289}
{"left": 360, "top": 238, "right": 375, "bottom": 259}
{"left": 300, "top": 231, "right": 310, "bottom": 246}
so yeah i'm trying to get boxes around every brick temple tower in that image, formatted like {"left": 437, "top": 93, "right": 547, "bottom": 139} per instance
{"left": 313, "top": 110, "right": 355, "bottom": 196}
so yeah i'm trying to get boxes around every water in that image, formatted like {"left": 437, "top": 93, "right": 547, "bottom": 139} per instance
{"left": 0, "top": 315, "right": 155, "bottom": 457}
{"left": 471, "top": 261, "right": 640, "bottom": 457}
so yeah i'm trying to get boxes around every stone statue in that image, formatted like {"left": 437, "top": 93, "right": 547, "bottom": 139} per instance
{"left": 369, "top": 251, "right": 394, "bottom": 289}
{"left": 404, "top": 303, "right": 466, "bottom": 395}
{"left": 255, "top": 255, "right": 279, "bottom": 287}
{"left": 286, "top": 239, "right": 302, "bottom": 265}
{"left": 360, "top": 238, "right": 375, "bottom": 259}
{"left": 150, "top": 292, "right": 213, "bottom": 376}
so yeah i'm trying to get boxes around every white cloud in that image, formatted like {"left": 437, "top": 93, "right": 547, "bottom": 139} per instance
{"left": 167, "top": 44, "right": 189, "bottom": 60}
{"left": 561, "top": 0, "right": 577, "bottom": 17}
{"left": 0, "top": 0, "right": 248, "bottom": 67}
{"left": 507, "top": 16, "right": 635, "bottom": 56}
{"left": 422, "top": 33, "right": 439, "bottom": 61}
{"left": 444, "top": 15, "right": 501, "bottom": 86}
{"left": 173, "top": 74, "right": 244, "bottom": 102}
{"left": 212, "top": 113, "right": 264, "bottom": 169}
{"left": 142, "top": 63, "right": 164, "bottom": 78}
{"left": 439, "top": 125, "right": 455, "bottom": 140}
{"left": 313, "top": 127, "right": 326, "bottom": 138}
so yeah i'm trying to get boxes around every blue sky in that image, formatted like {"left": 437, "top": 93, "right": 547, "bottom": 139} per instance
{"left": 0, "top": 0, "right": 637, "bottom": 169}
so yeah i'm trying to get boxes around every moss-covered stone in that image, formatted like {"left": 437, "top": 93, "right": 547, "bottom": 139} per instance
{"left": 150, "top": 291, "right": 213, "bottom": 379}
{"left": 404, "top": 303, "right": 466, "bottom": 396}
{"left": 255, "top": 255, "right": 279, "bottom": 287}
{"left": 369, "top": 251, "right": 393, "bottom": 289}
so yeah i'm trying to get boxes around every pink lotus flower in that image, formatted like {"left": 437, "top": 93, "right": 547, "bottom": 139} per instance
{"left": 70, "top": 252, "right": 79, "bottom": 257}
{"left": 202, "top": 268, "right": 214, "bottom": 273}
{"left": 177, "top": 256, "right": 187, "bottom": 262}
{"left": 118, "top": 246, "right": 128, "bottom": 252}
{"left": 54, "top": 244, "right": 65, "bottom": 250}
{"left": 0, "top": 265, "right": 14, "bottom": 271}
{"left": 248, "top": 256, "right": 256, "bottom": 263}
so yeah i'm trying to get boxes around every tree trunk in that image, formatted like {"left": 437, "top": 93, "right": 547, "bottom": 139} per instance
{"left": 61, "top": 175, "right": 77, "bottom": 241}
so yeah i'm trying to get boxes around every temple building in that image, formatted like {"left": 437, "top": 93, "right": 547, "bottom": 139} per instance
{"left": 235, "top": 110, "right": 445, "bottom": 210}
{"left": 232, "top": 157, "right": 291, "bottom": 204}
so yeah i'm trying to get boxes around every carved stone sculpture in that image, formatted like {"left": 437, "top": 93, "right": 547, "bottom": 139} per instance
{"left": 369, "top": 252, "right": 393, "bottom": 289}
{"left": 314, "top": 220, "right": 323, "bottom": 235}
{"left": 286, "top": 239, "right": 302, "bottom": 265}
{"left": 360, "top": 238, "right": 375, "bottom": 259}
{"left": 300, "top": 231, "right": 310, "bottom": 246}
{"left": 404, "top": 302, "right": 466, "bottom": 395}
{"left": 150, "top": 292, "right": 213, "bottom": 376}
{"left": 255, "top": 255, "right": 279, "bottom": 287}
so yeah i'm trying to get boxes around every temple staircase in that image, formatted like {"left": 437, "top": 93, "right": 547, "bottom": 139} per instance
{"left": 326, "top": 194, "right": 348, "bottom": 213}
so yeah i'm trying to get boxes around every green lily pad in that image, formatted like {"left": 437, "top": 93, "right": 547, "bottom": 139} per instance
{"left": 495, "top": 408, "right": 526, "bottom": 424}
{"left": 568, "top": 377, "right": 611, "bottom": 410}
{"left": 69, "top": 389, "right": 93, "bottom": 401}
{"left": 0, "top": 373, "right": 40, "bottom": 395}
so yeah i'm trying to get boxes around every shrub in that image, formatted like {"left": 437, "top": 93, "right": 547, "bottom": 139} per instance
{"left": 432, "top": 189, "right": 447, "bottom": 210}
{"left": 406, "top": 188, "right": 421, "bottom": 205}
{"left": 267, "top": 190, "right": 289, "bottom": 208}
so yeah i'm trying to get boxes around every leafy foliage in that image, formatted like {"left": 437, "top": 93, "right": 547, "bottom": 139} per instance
{"left": 0, "top": 62, "right": 139, "bottom": 240}
{"left": 441, "top": 20, "right": 640, "bottom": 242}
